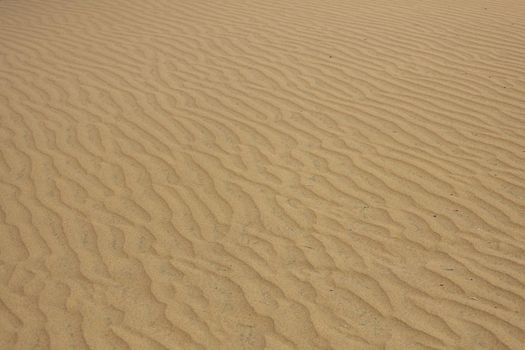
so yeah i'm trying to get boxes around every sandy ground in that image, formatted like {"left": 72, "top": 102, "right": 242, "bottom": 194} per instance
{"left": 1, "top": 0, "right": 525, "bottom": 349}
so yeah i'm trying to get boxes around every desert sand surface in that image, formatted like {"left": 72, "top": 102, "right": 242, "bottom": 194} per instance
{"left": 1, "top": 0, "right": 525, "bottom": 349}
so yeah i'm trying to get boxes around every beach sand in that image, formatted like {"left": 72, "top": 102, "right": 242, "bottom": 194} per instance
{"left": 1, "top": 0, "right": 525, "bottom": 349}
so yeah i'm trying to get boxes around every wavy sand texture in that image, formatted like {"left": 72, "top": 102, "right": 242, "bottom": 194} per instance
{"left": 1, "top": 0, "right": 525, "bottom": 349}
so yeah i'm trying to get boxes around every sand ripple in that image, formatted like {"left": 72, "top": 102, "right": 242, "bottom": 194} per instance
{"left": 1, "top": 0, "right": 525, "bottom": 349}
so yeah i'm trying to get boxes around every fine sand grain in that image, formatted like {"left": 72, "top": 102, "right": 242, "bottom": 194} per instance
{"left": 1, "top": 0, "right": 525, "bottom": 349}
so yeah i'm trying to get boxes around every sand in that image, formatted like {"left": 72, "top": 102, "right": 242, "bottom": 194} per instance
{"left": 1, "top": 0, "right": 525, "bottom": 349}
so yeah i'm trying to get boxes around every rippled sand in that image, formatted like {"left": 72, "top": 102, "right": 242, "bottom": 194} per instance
{"left": 1, "top": 0, "right": 525, "bottom": 349}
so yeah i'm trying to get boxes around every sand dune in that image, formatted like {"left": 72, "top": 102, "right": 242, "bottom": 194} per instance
{"left": 1, "top": 0, "right": 525, "bottom": 349}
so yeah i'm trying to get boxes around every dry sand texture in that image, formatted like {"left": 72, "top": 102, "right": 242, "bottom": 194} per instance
{"left": 1, "top": 0, "right": 525, "bottom": 349}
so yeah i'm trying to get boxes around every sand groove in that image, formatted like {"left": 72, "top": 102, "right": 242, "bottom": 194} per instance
{"left": 1, "top": 0, "right": 525, "bottom": 349}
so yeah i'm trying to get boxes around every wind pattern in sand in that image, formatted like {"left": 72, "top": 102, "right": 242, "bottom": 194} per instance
{"left": 1, "top": 0, "right": 525, "bottom": 349}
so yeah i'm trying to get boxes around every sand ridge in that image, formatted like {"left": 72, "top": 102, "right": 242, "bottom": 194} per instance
{"left": 1, "top": 0, "right": 525, "bottom": 349}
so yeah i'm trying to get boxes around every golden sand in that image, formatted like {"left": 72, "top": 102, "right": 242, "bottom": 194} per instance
{"left": 1, "top": 0, "right": 525, "bottom": 349}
